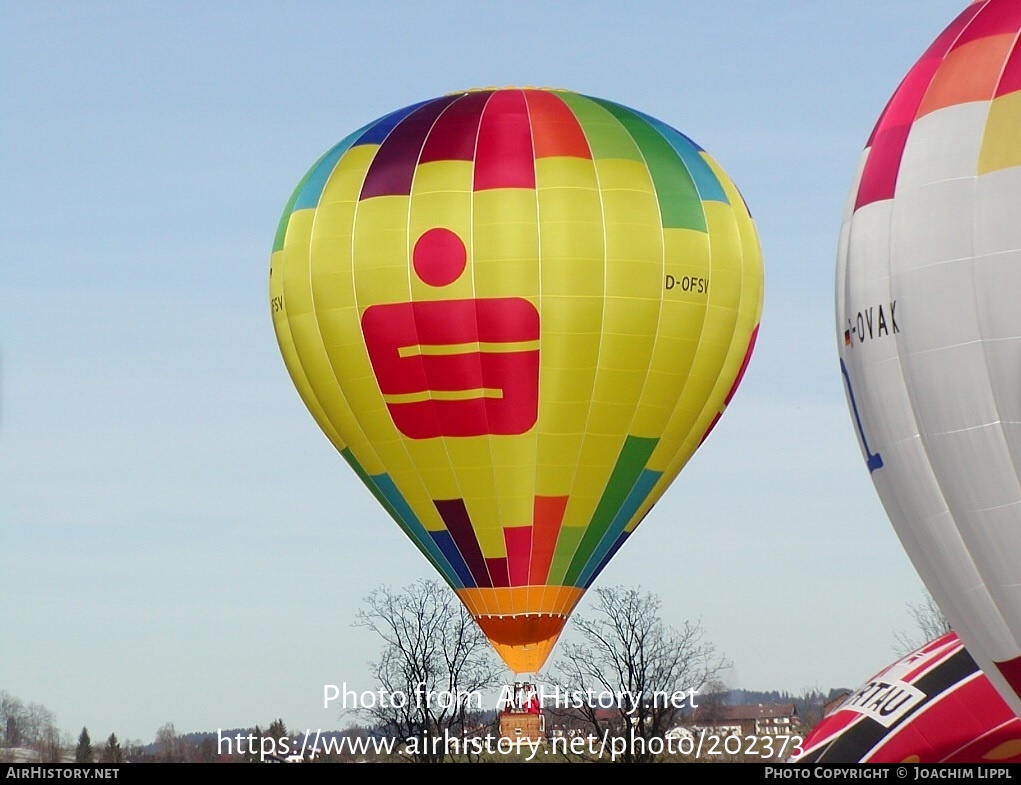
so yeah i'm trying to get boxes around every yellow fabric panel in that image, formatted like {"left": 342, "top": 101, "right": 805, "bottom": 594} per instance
{"left": 540, "top": 295, "right": 603, "bottom": 334}
{"left": 574, "top": 432, "right": 625, "bottom": 468}
{"left": 675, "top": 367, "right": 721, "bottom": 415}
{"left": 489, "top": 433, "right": 539, "bottom": 470}
{"left": 593, "top": 368, "right": 651, "bottom": 406}
{"left": 288, "top": 313, "right": 381, "bottom": 472}
{"left": 602, "top": 296, "right": 659, "bottom": 338}
{"left": 537, "top": 186, "right": 603, "bottom": 225}
{"left": 537, "top": 220, "right": 604, "bottom": 265}
{"left": 698, "top": 302, "right": 741, "bottom": 349}
{"left": 648, "top": 431, "right": 687, "bottom": 475}
{"left": 280, "top": 213, "right": 316, "bottom": 318}
{"left": 657, "top": 201, "right": 741, "bottom": 456}
{"left": 352, "top": 195, "right": 410, "bottom": 263}
{"left": 472, "top": 259, "right": 539, "bottom": 300}
{"left": 351, "top": 222, "right": 408, "bottom": 264}
{"left": 309, "top": 268, "right": 356, "bottom": 311}
{"left": 600, "top": 192, "right": 661, "bottom": 227}
{"left": 456, "top": 454, "right": 534, "bottom": 533}
{"left": 382, "top": 468, "right": 445, "bottom": 525}
{"left": 639, "top": 368, "right": 690, "bottom": 408}
{"left": 405, "top": 438, "right": 455, "bottom": 469}
{"left": 539, "top": 374, "right": 596, "bottom": 418}
{"left": 411, "top": 159, "right": 473, "bottom": 195}
{"left": 413, "top": 266, "right": 474, "bottom": 302}
{"left": 408, "top": 199, "right": 472, "bottom": 246}
{"left": 446, "top": 438, "right": 496, "bottom": 521}
{"left": 656, "top": 294, "right": 708, "bottom": 340}
{"left": 473, "top": 188, "right": 538, "bottom": 230}
{"left": 276, "top": 211, "right": 385, "bottom": 475}
{"left": 535, "top": 208, "right": 604, "bottom": 263}
{"left": 605, "top": 260, "right": 662, "bottom": 300}
{"left": 336, "top": 373, "right": 396, "bottom": 440}
{"left": 537, "top": 285, "right": 600, "bottom": 498}
{"left": 560, "top": 433, "right": 627, "bottom": 528}
{"left": 393, "top": 468, "right": 459, "bottom": 526}
{"left": 705, "top": 203, "right": 742, "bottom": 286}
{"left": 540, "top": 329, "right": 601, "bottom": 372}
{"left": 633, "top": 230, "right": 711, "bottom": 439}
{"left": 270, "top": 252, "right": 347, "bottom": 451}
{"left": 471, "top": 519, "right": 506, "bottom": 558}
{"left": 542, "top": 360, "right": 603, "bottom": 402}
{"left": 677, "top": 238, "right": 759, "bottom": 468}
{"left": 629, "top": 402, "right": 675, "bottom": 439}
{"left": 560, "top": 492, "right": 598, "bottom": 531}
{"left": 455, "top": 463, "right": 498, "bottom": 501}
{"left": 319, "top": 145, "right": 376, "bottom": 206}
{"left": 662, "top": 228, "right": 713, "bottom": 306}
{"left": 350, "top": 263, "right": 412, "bottom": 306}
{"left": 595, "top": 330, "right": 657, "bottom": 371}
{"left": 310, "top": 231, "right": 358, "bottom": 274}
{"left": 664, "top": 224, "right": 711, "bottom": 261}
{"left": 534, "top": 156, "right": 598, "bottom": 189}
{"left": 594, "top": 158, "right": 656, "bottom": 194}
{"left": 586, "top": 401, "right": 639, "bottom": 435}
{"left": 389, "top": 463, "right": 453, "bottom": 509}
{"left": 492, "top": 469, "right": 536, "bottom": 521}
{"left": 537, "top": 400, "right": 589, "bottom": 436}
{"left": 408, "top": 163, "right": 474, "bottom": 300}
{"left": 540, "top": 253, "right": 605, "bottom": 297}
{"left": 308, "top": 204, "right": 356, "bottom": 250}
{"left": 313, "top": 307, "right": 360, "bottom": 352}
{"left": 979, "top": 91, "right": 1021, "bottom": 175}
{"left": 535, "top": 432, "right": 585, "bottom": 478}
{"left": 445, "top": 433, "right": 499, "bottom": 470}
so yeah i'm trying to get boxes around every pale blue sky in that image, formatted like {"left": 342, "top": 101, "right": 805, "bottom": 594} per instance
{"left": 2, "top": 1, "right": 967, "bottom": 743}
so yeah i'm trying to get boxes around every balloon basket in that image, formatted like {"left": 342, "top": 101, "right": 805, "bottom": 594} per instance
{"left": 498, "top": 681, "right": 546, "bottom": 741}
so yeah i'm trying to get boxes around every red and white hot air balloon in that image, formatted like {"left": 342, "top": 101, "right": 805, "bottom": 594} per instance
{"left": 837, "top": 0, "right": 1021, "bottom": 717}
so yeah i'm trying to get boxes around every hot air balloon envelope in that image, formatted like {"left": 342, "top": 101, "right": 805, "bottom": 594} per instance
{"left": 794, "top": 633, "right": 1021, "bottom": 763}
{"left": 271, "top": 88, "right": 763, "bottom": 672}
{"left": 837, "top": 0, "right": 1021, "bottom": 716}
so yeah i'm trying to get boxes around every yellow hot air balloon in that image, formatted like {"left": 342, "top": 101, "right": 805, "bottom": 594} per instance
{"left": 270, "top": 88, "right": 763, "bottom": 673}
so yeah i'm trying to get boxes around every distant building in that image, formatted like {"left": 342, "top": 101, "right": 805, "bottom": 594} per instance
{"left": 690, "top": 702, "right": 800, "bottom": 738}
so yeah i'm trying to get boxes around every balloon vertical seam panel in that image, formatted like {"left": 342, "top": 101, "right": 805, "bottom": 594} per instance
{"left": 272, "top": 87, "right": 762, "bottom": 672}
{"left": 836, "top": 0, "right": 1021, "bottom": 715}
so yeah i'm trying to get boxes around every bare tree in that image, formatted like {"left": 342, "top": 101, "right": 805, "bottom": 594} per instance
{"left": 154, "top": 722, "right": 182, "bottom": 763}
{"left": 1, "top": 692, "right": 63, "bottom": 761}
{"left": 894, "top": 591, "right": 951, "bottom": 655}
{"left": 549, "top": 585, "right": 730, "bottom": 763}
{"left": 354, "top": 579, "right": 501, "bottom": 762}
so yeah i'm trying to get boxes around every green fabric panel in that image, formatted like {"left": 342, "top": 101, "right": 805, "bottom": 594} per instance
{"left": 588, "top": 98, "right": 707, "bottom": 233}
{"left": 272, "top": 156, "right": 323, "bottom": 253}
{"left": 546, "top": 525, "right": 588, "bottom": 586}
{"left": 557, "top": 92, "right": 644, "bottom": 163}
{"left": 562, "top": 435, "right": 660, "bottom": 585}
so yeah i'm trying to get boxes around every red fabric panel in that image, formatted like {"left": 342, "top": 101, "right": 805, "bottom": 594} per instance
{"left": 524, "top": 89, "right": 592, "bottom": 160}
{"left": 474, "top": 90, "right": 536, "bottom": 191}
{"left": 529, "top": 496, "right": 568, "bottom": 584}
